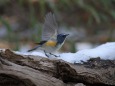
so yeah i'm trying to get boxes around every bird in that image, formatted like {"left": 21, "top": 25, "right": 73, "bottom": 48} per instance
{"left": 28, "top": 12, "right": 69, "bottom": 57}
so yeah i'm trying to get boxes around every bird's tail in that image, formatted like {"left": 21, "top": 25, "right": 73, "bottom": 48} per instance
{"left": 27, "top": 45, "right": 41, "bottom": 52}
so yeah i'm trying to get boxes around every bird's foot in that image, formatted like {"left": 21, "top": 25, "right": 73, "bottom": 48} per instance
{"left": 50, "top": 53, "right": 60, "bottom": 57}
{"left": 44, "top": 50, "right": 50, "bottom": 58}
{"left": 45, "top": 53, "right": 50, "bottom": 58}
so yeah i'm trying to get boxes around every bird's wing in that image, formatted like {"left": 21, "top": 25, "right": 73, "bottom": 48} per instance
{"left": 41, "top": 12, "right": 58, "bottom": 41}
{"left": 35, "top": 41, "right": 47, "bottom": 45}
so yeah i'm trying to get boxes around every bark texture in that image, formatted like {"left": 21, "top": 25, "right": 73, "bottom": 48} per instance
{"left": 0, "top": 49, "right": 115, "bottom": 86}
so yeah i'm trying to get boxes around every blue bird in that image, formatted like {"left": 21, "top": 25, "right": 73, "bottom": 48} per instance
{"left": 28, "top": 12, "right": 69, "bottom": 57}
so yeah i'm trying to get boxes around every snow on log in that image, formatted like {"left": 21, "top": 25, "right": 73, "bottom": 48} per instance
{"left": 0, "top": 49, "right": 115, "bottom": 86}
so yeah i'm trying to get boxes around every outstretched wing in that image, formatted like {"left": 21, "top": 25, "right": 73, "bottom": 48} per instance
{"left": 42, "top": 12, "right": 58, "bottom": 41}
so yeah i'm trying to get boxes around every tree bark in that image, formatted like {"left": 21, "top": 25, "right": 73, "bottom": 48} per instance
{"left": 0, "top": 49, "right": 115, "bottom": 86}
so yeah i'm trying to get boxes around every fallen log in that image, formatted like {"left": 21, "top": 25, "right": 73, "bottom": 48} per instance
{"left": 0, "top": 49, "right": 115, "bottom": 86}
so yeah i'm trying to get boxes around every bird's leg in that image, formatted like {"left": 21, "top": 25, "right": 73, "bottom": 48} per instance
{"left": 49, "top": 53, "right": 60, "bottom": 57}
{"left": 44, "top": 50, "right": 49, "bottom": 58}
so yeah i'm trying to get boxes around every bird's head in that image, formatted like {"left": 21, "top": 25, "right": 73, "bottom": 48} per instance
{"left": 57, "top": 33, "right": 69, "bottom": 44}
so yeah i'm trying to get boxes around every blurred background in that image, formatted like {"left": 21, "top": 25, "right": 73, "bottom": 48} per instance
{"left": 0, "top": 0, "right": 115, "bottom": 53}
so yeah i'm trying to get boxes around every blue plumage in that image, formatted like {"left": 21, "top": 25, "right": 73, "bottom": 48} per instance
{"left": 57, "top": 34, "right": 69, "bottom": 44}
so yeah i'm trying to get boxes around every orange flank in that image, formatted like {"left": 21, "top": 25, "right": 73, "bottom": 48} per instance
{"left": 45, "top": 41, "right": 57, "bottom": 47}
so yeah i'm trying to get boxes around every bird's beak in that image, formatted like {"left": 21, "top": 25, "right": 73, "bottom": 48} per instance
{"left": 66, "top": 34, "right": 69, "bottom": 36}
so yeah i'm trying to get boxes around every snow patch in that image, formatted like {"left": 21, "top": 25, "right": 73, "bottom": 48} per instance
{"left": 15, "top": 42, "right": 115, "bottom": 63}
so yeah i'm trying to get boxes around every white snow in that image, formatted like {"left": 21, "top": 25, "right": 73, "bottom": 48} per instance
{"left": 15, "top": 51, "right": 47, "bottom": 57}
{"left": 75, "top": 42, "right": 94, "bottom": 50}
{"left": 15, "top": 42, "right": 115, "bottom": 63}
